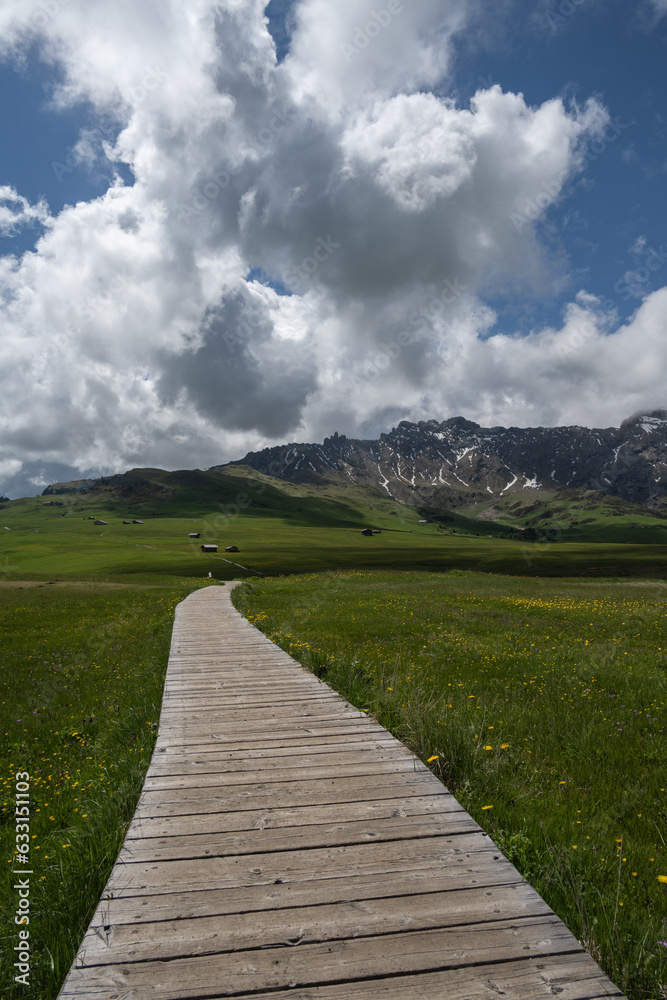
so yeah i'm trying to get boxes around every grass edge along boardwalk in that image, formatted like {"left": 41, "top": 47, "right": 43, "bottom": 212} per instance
{"left": 57, "top": 585, "right": 624, "bottom": 1000}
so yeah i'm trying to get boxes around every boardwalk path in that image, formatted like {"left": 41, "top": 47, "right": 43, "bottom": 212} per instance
{"left": 59, "top": 585, "right": 623, "bottom": 999}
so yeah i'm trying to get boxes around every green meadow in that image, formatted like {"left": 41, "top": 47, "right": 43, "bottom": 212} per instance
{"left": 1, "top": 481, "right": 667, "bottom": 581}
{"left": 233, "top": 571, "right": 667, "bottom": 1000}
{"left": 0, "top": 581, "right": 205, "bottom": 999}
{"left": 0, "top": 476, "right": 666, "bottom": 998}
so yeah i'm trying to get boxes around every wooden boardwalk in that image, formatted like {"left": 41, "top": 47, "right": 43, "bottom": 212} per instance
{"left": 58, "top": 585, "right": 624, "bottom": 1000}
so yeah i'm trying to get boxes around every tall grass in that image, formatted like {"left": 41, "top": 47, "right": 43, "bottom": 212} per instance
{"left": 233, "top": 569, "right": 667, "bottom": 1000}
{"left": 0, "top": 582, "right": 200, "bottom": 999}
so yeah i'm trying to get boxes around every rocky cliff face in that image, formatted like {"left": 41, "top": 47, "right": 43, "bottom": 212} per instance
{"left": 225, "top": 411, "right": 667, "bottom": 511}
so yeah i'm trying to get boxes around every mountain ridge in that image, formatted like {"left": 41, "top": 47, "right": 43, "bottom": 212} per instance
{"left": 218, "top": 410, "right": 667, "bottom": 512}
{"left": 38, "top": 411, "right": 667, "bottom": 517}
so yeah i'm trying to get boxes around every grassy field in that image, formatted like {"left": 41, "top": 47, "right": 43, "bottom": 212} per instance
{"left": 0, "top": 580, "right": 203, "bottom": 999}
{"left": 2, "top": 491, "right": 667, "bottom": 582}
{"left": 233, "top": 570, "right": 667, "bottom": 1000}
{"left": 1, "top": 477, "right": 666, "bottom": 998}
{"left": 463, "top": 488, "right": 667, "bottom": 546}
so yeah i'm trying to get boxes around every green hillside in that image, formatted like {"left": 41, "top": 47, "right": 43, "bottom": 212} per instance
{"left": 0, "top": 467, "right": 666, "bottom": 582}
{"left": 1, "top": 468, "right": 666, "bottom": 1000}
{"left": 459, "top": 487, "right": 667, "bottom": 545}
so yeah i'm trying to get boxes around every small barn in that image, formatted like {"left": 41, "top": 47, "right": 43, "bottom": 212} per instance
{"left": 189, "top": 532, "right": 200, "bottom": 538}
{"left": 201, "top": 544, "right": 218, "bottom": 553}
{"left": 94, "top": 520, "right": 109, "bottom": 526}
{"left": 123, "top": 520, "right": 132, "bottom": 524}
{"left": 133, "top": 520, "right": 144, "bottom": 524}
{"left": 361, "top": 528, "right": 373, "bottom": 536}
{"left": 225, "top": 545, "right": 239, "bottom": 553}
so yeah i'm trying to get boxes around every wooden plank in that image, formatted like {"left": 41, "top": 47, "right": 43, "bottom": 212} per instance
{"left": 161, "top": 672, "right": 343, "bottom": 686}
{"left": 153, "top": 722, "right": 390, "bottom": 748}
{"left": 165, "top": 661, "right": 313, "bottom": 671}
{"left": 154, "top": 713, "right": 375, "bottom": 733}
{"left": 159, "top": 700, "right": 341, "bottom": 715}
{"left": 155, "top": 717, "right": 387, "bottom": 735}
{"left": 152, "top": 735, "right": 398, "bottom": 758}
{"left": 149, "top": 740, "right": 415, "bottom": 763}
{"left": 162, "top": 696, "right": 346, "bottom": 707}
{"left": 144, "top": 753, "right": 415, "bottom": 778}
{"left": 126, "top": 793, "right": 463, "bottom": 839}
{"left": 77, "top": 882, "right": 552, "bottom": 966}
{"left": 133, "top": 773, "right": 457, "bottom": 816}
{"left": 145, "top": 746, "right": 419, "bottom": 778}
{"left": 118, "top": 811, "right": 479, "bottom": 864}
{"left": 141, "top": 757, "right": 429, "bottom": 791}
{"left": 209, "top": 954, "right": 624, "bottom": 1000}
{"left": 156, "top": 705, "right": 368, "bottom": 723}
{"left": 59, "top": 917, "right": 583, "bottom": 998}
{"left": 104, "top": 833, "right": 509, "bottom": 896}
{"left": 162, "top": 672, "right": 327, "bottom": 684}
{"left": 153, "top": 724, "right": 384, "bottom": 746}
{"left": 87, "top": 867, "right": 527, "bottom": 927}
{"left": 161, "top": 696, "right": 335, "bottom": 706}
{"left": 61, "top": 957, "right": 622, "bottom": 1000}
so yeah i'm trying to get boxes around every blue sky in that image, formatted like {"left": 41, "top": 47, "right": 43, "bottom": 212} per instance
{"left": 0, "top": 58, "right": 124, "bottom": 257}
{"left": 452, "top": 0, "right": 667, "bottom": 333}
{"left": 234, "top": 0, "right": 667, "bottom": 330}
{"left": 3, "top": 1, "right": 664, "bottom": 323}
{"left": 0, "top": 0, "right": 665, "bottom": 496}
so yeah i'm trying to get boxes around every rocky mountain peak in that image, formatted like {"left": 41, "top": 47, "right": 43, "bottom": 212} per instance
{"left": 226, "top": 411, "right": 667, "bottom": 511}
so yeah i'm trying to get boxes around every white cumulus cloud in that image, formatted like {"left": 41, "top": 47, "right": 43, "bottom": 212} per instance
{"left": 0, "top": 186, "right": 51, "bottom": 236}
{"left": 0, "top": 0, "right": 663, "bottom": 495}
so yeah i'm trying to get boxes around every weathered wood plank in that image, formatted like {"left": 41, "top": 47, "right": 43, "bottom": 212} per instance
{"left": 209, "top": 954, "right": 624, "bottom": 1000}
{"left": 154, "top": 713, "right": 375, "bottom": 734}
{"left": 162, "top": 688, "right": 337, "bottom": 704}
{"left": 158, "top": 713, "right": 352, "bottom": 727}
{"left": 152, "top": 737, "right": 399, "bottom": 762}
{"left": 153, "top": 727, "right": 390, "bottom": 753}
{"left": 104, "top": 834, "right": 514, "bottom": 896}
{"left": 133, "top": 773, "right": 458, "bottom": 816}
{"left": 126, "top": 793, "right": 462, "bottom": 839}
{"left": 87, "top": 867, "right": 527, "bottom": 927}
{"left": 77, "top": 882, "right": 552, "bottom": 966}
{"left": 59, "top": 917, "right": 583, "bottom": 998}
{"left": 154, "top": 723, "right": 389, "bottom": 746}
{"left": 118, "top": 810, "right": 480, "bottom": 864}
{"left": 153, "top": 726, "right": 385, "bottom": 748}
{"left": 141, "top": 757, "right": 429, "bottom": 791}
{"left": 161, "top": 673, "right": 347, "bottom": 687}
{"left": 145, "top": 746, "right": 419, "bottom": 779}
